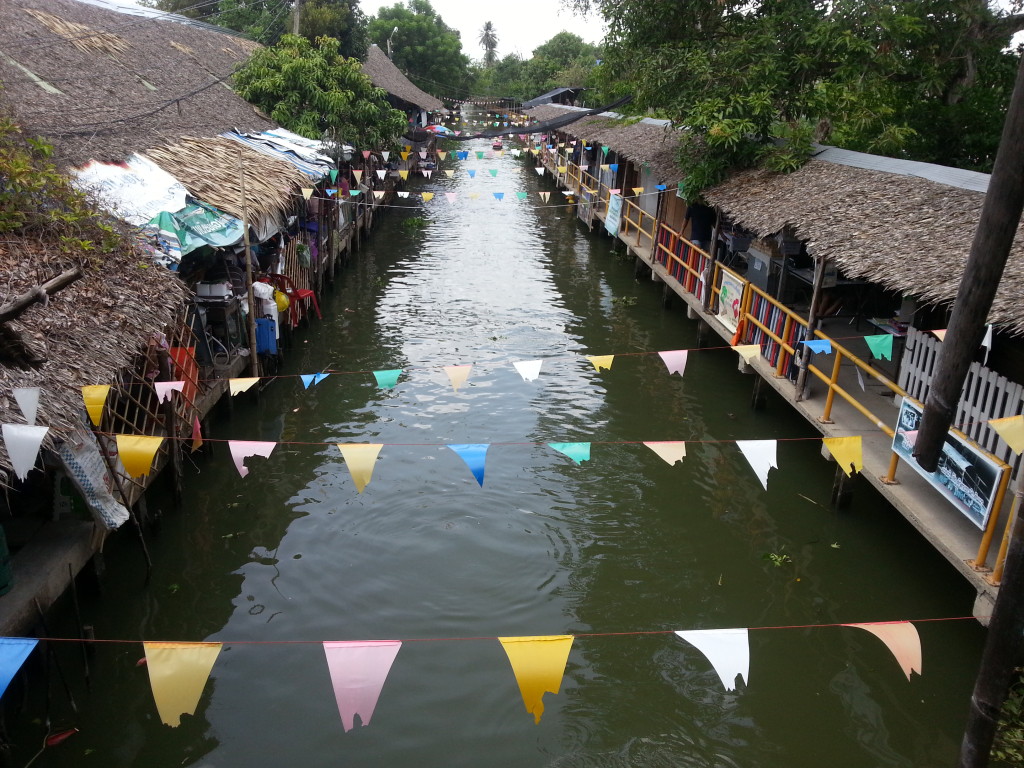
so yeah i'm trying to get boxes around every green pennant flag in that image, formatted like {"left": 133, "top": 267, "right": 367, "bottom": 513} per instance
{"left": 373, "top": 369, "right": 402, "bottom": 389}
{"left": 489, "top": 169, "right": 498, "bottom": 177}
{"left": 601, "top": 146, "right": 609, "bottom": 156}
{"left": 330, "top": 169, "right": 339, "bottom": 182}
{"left": 864, "top": 334, "right": 893, "bottom": 361}
{"left": 548, "top": 442, "right": 591, "bottom": 464}
{"left": 516, "top": 192, "right": 528, "bottom": 200}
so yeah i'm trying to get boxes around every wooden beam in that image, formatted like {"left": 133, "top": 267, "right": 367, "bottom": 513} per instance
{"left": 0, "top": 267, "right": 84, "bottom": 324}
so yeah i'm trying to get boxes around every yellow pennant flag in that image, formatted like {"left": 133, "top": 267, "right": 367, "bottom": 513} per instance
{"left": 115, "top": 435, "right": 164, "bottom": 478}
{"left": 632, "top": 187, "right": 645, "bottom": 196}
{"left": 990, "top": 414, "right": 1024, "bottom": 454}
{"left": 495, "top": 150, "right": 504, "bottom": 156}
{"left": 444, "top": 169, "right": 455, "bottom": 178}
{"left": 301, "top": 188, "right": 313, "bottom": 200}
{"left": 444, "top": 365, "right": 472, "bottom": 392}
{"left": 557, "top": 166, "right": 567, "bottom": 173}
{"left": 228, "top": 377, "right": 259, "bottom": 396}
{"left": 600, "top": 164, "right": 610, "bottom": 171}
{"left": 336, "top": 443, "right": 384, "bottom": 493}
{"left": 399, "top": 170, "right": 409, "bottom": 180}
{"left": 468, "top": 192, "right": 481, "bottom": 200}
{"left": 823, "top": 436, "right": 863, "bottom": 476}
{"left": 400, "top": 151, "right": 410, "bottom": 161}
{"left": 499, "top": 635, "right": 573, "bottom": 724}
{"left": 81, "top": 385, "right": 110, "bottom": 426}
{"left": 587, "top": 355, "right": 614, "bottom": 372}
{"left": 421, "top": 192, "right": 434, "bottom": 202}
{"left": 143, "top": 642, "right": 222, "bottom": 727}
{"left": 732, "top": 344, "right": 761, "bottom": 363}
{"left": 437, "top": 151, "right": 447, "bottom": 160}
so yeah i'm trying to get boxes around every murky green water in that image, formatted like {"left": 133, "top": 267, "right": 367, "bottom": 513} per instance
{"left": 16, "top": 144, "right": 984, "bottom": 767}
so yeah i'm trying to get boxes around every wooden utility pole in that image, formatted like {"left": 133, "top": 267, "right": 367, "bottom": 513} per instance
{"left": 236, "top": 150, "right": 261, "bottom": 378}
{"left": 795, "top": 254, "right": 827, "bottom": 401}
{"left": 914, "top": 55, "right": 1024, "bottom": 472}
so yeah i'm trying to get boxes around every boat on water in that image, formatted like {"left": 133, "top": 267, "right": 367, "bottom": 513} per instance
{"left": 492, "top": 139, "right": 503, "bottom": 150}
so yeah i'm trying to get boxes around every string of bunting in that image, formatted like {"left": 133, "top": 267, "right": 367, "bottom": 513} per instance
{"left": 0, "top": 617, "right": 970, "bottom": 731}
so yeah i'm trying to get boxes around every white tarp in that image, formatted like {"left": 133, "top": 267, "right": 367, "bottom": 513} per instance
{"left": 73, "top": 153, "right": 187, "bottom": 225}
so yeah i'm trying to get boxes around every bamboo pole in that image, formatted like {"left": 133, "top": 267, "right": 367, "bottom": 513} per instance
{"left": 236, "top": 149, "right": 261, "bottom": 378}
{"left": 795, "top": 255, "right": 827, "bottom": 401}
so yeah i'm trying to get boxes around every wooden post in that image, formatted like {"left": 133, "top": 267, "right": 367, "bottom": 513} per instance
{"left": 795, "top": 254, "right": 827, "bottom": 401}
{"left": 917, "top": 55, "right": 1024, "bottom": 473}
{"left": 236, "top": 149, "right": 261, "bottom": 379}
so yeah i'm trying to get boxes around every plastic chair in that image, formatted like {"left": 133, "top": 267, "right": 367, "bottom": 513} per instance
{"left": 268, "top": 273, "right": 321, "bottom": 328}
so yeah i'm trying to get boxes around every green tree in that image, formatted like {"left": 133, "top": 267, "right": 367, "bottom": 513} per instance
{"left": 141, "top": 0, "right": 288, "bottom": 44}
{"left": 524, "top": 31, "right": 599, "bottom": 97}
{"left": 367, "top": 0, "right": 471, "bottom": 96}
{"left": 478, "top": 21, "right": 498, "bottom": 67}
{"left": 298, "top": 0, "right": 369, "bottom": 59}
{"left": 580, "top": 0, "right": 1024, "bottom": 199}
{"left": 233, "top": 34, "right": 407, "bottom": 149}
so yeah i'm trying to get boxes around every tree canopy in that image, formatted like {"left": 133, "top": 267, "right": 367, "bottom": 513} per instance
{"left": 474, "top": 31, "right": 601, "bottom": 102}
{"left": 479, "top": 21, "right": 498, "bottom": 67}
{"left": 580, "top": 0, "right": 1024, "bottom": 198}
{"left": 367, "top": 0, "right": 472, "bottom": 97}
{"left": 233, "top": 34, "right": 407, "bottom": 150}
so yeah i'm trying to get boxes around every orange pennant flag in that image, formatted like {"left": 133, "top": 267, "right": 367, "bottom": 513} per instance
{"left": 823, "top": 436, "right": 863, "bottom": 476}
{"left": 144, "top": 642, "right": 222, "bottom": 726}
{"left": 336, "top": 443, "right": 383, "bottom": 493}
{"left": 115, "top": 434, "right": 163, "bottom": 478}
{"left": 587, "top": 355, "right": 614, "bottom": 372}
{"left": 444, "top": 365, "right": 472, "bottom": 392}
{"left": 499, "top": 636, "right": 573, "bottom": 724}
{"left": 845, "top": 622, "right": 922, "bottom": 680}
{"left": 81, "top": 385, "right": 110, "bottom": 426}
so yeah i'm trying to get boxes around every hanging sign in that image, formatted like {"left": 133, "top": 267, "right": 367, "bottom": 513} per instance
{"left": 717, "top": 271, "right": 745, "bottom": 333}
{"left": 892, "top": 398, "right": 1003, "bottom": 529}
{"left": 604, "top": 194, "right": 623, "bottom": 236}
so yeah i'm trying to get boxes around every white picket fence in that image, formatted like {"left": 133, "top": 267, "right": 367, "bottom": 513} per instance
{"left": 900, "top": 327, "right": 1024, "bottom": 482}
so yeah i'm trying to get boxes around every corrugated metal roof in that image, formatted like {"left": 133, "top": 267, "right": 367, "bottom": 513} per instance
{"left": 811, "top": 145, "right": 990, "bottom": 193}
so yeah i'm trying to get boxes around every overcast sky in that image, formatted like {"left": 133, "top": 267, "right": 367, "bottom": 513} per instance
{"left": 360, "top": 0, "right": 608, "bottom": 61}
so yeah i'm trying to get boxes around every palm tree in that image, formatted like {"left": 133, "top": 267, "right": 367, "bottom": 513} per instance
{"left": 478, "top": 21, "right": 498, "bottom": 67}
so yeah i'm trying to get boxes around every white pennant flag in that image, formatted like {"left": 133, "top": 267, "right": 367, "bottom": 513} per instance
{"left": 512, "top": 360, "right": 543, "bottom": 382}
{"left": 13, "top": 387, "right": 40, "bottom": 425}
{"left": 535, "top": 167, "right": 544, "bottom": 175}
{"left": 736, "top": 440, "right": 778, "bottom": 490}
{"left": 674, "top": 628, "right": 749, "bottom": 691}
{"left": 982, "top": 323, "right": 993, "bottom": 366}
{"left": 2, "top": 423, "right": 49, "bottom": 481}
{"left": 397, "top": 191, "right": 409, "bottom": 199}
{"left": 381, "top": 151, "right": 390, "bottom": 161}
{"left": 376, "top": 170, "right": 386, "bottom": 180}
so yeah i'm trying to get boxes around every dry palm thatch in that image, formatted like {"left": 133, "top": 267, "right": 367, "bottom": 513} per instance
{"left": 362, "top": 44, "right": 445, "bottom": 113}
{"left": 144, "top": 137, "right": 308, "bottom": 225}
{"left": 22, "top": 8, "right": 129, "bottom": 57}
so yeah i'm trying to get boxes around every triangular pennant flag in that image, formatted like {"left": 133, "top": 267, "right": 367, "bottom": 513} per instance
{"left": 823, "top": 436, "right": 863, "bottom": 476}
{"left": 844, "top": 622, "right": 921, "bottom": 680}
{"left": 323, "top": 641, "right": 402, "bottom": 732}
{"left": 600, "top": 164, "right": 610, "bottom": 172}
{"left": 864, "top": 334, "right": 893, "bottom": 361}
{"left": 632, "top": 187, "right": 644, "bottom": 195}
{"left": 154, "top": 381, "right": 185, "bottom": 403}
{"left": 349, "top": 189, "right": 362, "bottom": 197}
{"left": 227, "top": 440, "right": 275, "bottom": 478}
{"left": 399, "top": 170, "right": 409, "bottom": 180}
{"left": 609, "top": 164, "right": 619, "bottom": 172}
{"left": 982, "top": 323, "right": 994, "bottom": 365}
{"left": 421, "top": 192, "right": 434, "bottom": 202}
{"left": 418, "top": 151, "right": 427, "bottom": 160}
{"left": 421, "top": 170, "right": 433, "bottom": 179}
{"left": 143, "top": 642, "right": 222, "bottom": 727}
{"left": 326, "top": 189, "right": 338, "bottom": 197}
{"left": 2, "top": 424, "right": 49, "bottom": 481}
{"left": 353, "top": 170, "right": 363, "bottom": 182}
{"left": 397, "top": 191, "right": 410, "bottom": 198}
{"left": 12, "top": 387, "right": 40, "bottom": 425}
{"left": 336, "top": 443, "right": 384, "bottom": 493}
{"left": 674, "top": 629, "right": 749, "bottom": 691}
{"left": 437, "top": 151, "right": 447, "bottom": 160}
{"left": 447, "top": 443, "right": 489, "bottom": 486}
{"left": 376, "top": 170, "right": 386, "bottom": 180}
{"left": 381, "top": 151, "right": 390, "bottom": 161}
{"left": 475, "top": 151, "right": 484, "bottom": 159}
{"left": 329, "top": 169, "right": 339, "bottom": 182}
{"left": 191, "top": 415, "right": 203, "bottom": 452}
{"left": 373, "top": 190, "right": 385, "bottom": 200}
{"left": 655, "top": 184, "right": 667, "bottom": 191}
{"left": 601, "top": 146, "right": 609, "bottom": 156}
{"left": 609, "top": 188, "right": 621, "bottom": 195}
{"left": 489, "top": 169, "right": 498, "bottom": 177}
{"left": 548, "top": 442, "right": 591, "bottom": 464}
{"left": 800, "top": 339, "right": 833, "bottom": 354}
{"left": 81, "top": 385, "right": 110, "bottom": 426}
{"left": 457, "top": 151, "right": 469, "bottom": 160}
{"left": 658, "top": 350, "right": 688, "bottom": 376}
{"left": 373, "top": 369, "right": 402, "bottom": 389}
{"left": 300, "top": 373, "right": 330, "bottom": 389}
{"left": 644, "top": 441, "right": 686, "bottom": 466}
{"left": 453, "top": 130, "right": 461, "bottom": 136}
{"left": 513, "top": 360, "right": 543, "bottom": 381}
{"left": 445, "top": 192, "right": 458, "bottom": 204}
{"left": 228, "top": 377, "right": 259, "bottom": 396}
{"left": 732, "top": 344, "right": 761, "bottom": 363}
{"left": 516, "top": 192, "right": 528, "bottom": 201}
{"left": 990, "top": 415, "right": 1024, "bottom": 454}
{"left": 115, "top": 434, "right": 163, "bottom": 479}
{"left": 362, "top": 150, "right": 371, "bottom": 159}
{"left": 400, "top": 151, "right": 410, "bottom": 161}
{"left": 444, "top": 364, "right": 472, "bottom": 392}
{"left": 300, "top": 186, "right": 312, "bottom": 198}
{"left": 736, "top": 440, "right": 778, "bottom": 490}
{"left": 534, "top": 167, "right": 544, "bottom": 176}
{"left": 856, "top": 366, "right": 867, "bottom": 392}
{"left": 467, "top": 169, "right": 477, "bottom": 179}
{"left": 558, "top": 166, "right": 568, "bottom": 173}
{"left": 587, "top": 355, "right": 614, "bottom": 372}
{"left": 499, "top": 636, "right": 573, "bottom": 724}
{"left": 493, "top": 192, "right": 505, "bottom": 201}
{"left": 468, "top": 192, "right": 480, "bottom": 200}
{"left": 0, "top": 638, "right": 38, "bottom": 698}
{"left": 444, "top": 169, "right": 455, "bottom": 178}
{"left": 539, "top": 191, "right": 551, "bottom": 203}
{"left": 931, "top": 329, "right": 947, "bottom": 341}
{"left": 495, "top": 150, "right": 504, "bottom": 157}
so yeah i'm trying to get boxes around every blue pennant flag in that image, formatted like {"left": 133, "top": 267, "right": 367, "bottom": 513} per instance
{"left": 548, "top": 442, "right": 591, "bottom": 465}
{"left": 373, "top": 369, "right": 402, "bottom": 389}
{"left": 301, "top": 373, "right": 330, "bottom": 389}
{"left": 326, "top": 189, "right": 338, "bottom": 197}
{"left": 467, "top": 169, "right": 477, "bottom": 178}
{"left": 0, "top": 638, "right": 37, "bottom": 698}
{"left": 457, "top": 151, "right": 469, "bottom": 160}
{"left": 448, "top": 444, "right": 489, "bottom": 486}
{"left": 800, "top": 339, "right": 833, "bottom": 355}
{"left": 655, "top": 184, "right": 667, "bottom": 191}
{"left": 493, "top": 192, "right": 505, "bottom": 201}
{"left": 609, "top": 163, "right": 619, "bottom": 172}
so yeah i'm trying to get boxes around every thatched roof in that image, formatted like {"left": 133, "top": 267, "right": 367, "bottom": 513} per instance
{"left": 0, "top": 233, "right": 187, "bottom": 480}
{"left": 526, "top": 104, "right": 683, "bottom": 186}
{"left": 362, "top": 44, "right": 445, "bottom": 113}
{"left": 0, "top": 0, "right": 273, "bottom": 166}
{"left": 143, "top": 136, "right": 309, "bottom": 233}
{"left": 705, "top": 159, "right": 1024, "bottom": 335}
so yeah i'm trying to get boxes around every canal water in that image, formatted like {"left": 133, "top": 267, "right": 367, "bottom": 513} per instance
{"left": 17, "top": 142, "right": 985, "bottom": 767}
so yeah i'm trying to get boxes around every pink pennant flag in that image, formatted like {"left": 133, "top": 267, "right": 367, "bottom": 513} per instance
{"left": 445, "top": 192, "right": 458, "bottom": 204}
{"left": 454, "top": 130, "right": 461, "bottom": 136}
{"left": 844, "top": 622, "right": 922, "bottom": 680}
{"left": 418, "top": 151, "right": 427, "bottom": 159}
{"left": 191, "top": 416, "right": 203, "bottom": 452}
{"left": 610, "top": 188, "right": 621, "bottom": 194}
{"left": 931, "top": 329, "right": 947, "bottom": 341}
{"left": 323, "top": 641, "right": 402, "bottom": 732}
{"left": 373, "top": 190, "right": 385, "bottom": 200}
{"left": 228, "top": 440, "right": 276, "bottom": 478}
{"left": 444, "top": 365, "right": 472, "bottom": 392}
{"left": 362, "top": 150, "right": 371, "bottom": 159}
{"left": 154, "top": 381, "right": 185, "bottom": 403}
{"left": 658, "top": 350, "right": 688, "bottom": 376}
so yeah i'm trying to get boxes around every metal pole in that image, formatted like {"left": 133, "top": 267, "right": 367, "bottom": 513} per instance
{"left": 236, "top": 149, "right": 261, "bottom": 378}
{"left": 795, "top": 254, "right": 827, "bottom": 401}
